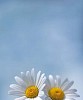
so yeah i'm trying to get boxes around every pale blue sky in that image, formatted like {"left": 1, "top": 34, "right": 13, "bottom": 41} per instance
{"left": 0, "top": 0, "right": 83, "bottom": 100}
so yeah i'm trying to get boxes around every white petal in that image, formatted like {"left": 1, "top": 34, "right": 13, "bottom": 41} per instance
{"left": 31, "top": 68, "right": 35, "bottom": 84}
{"left": 61, "top": 78, "right": 68, "bottom": 88}
{"left": 26, "top": 71, "right": 30, "bottom": 86}
{"left": 66, "top": 93, "right": 80, "bottom": 98}
{"left": 34, "top": 97, "right": 42, "bottom": 100}
{"left": 15, "top": 76, "right": 27, "bottom": 89}
{"left": 56, "top": 75, "right": 61, "bottom": 87}
{"left": 21, "top": 72, "right": 28, "bottom": 84}
{"left": 37, "top": 73, "right": 45, "bottom": 87}
{"left": 36, "top": 71, "right": 41, "bottom": 86}
{"left": 61, "top": 81, "right": 70, "bottom": 90}
{"left": 8, "top": 90, "right": 25, "bottom": 96}
{"left": 10, "top": 84, "right": 25, "bottom": 91}
{"left": 54, "top": 79, "right": 57, "bottom": 86}
{"left": 64, "top": 98, "right": 75, "bottom": 100}
{"left": 48, "top": 75, "right": 55, "bottom": 87}
{"left": 38, "top": 77, "right": 46, "bottom": 89}
{"left": 26, "top": 71, "right": 33, "bottom": 86}
{"left": 65, "top": 89, "right": 77, "bottom": 94}
{"left": 39, "top": 84, "right": 46, "bottom": 91}
{"left": 38, "top": 91, "right": 44, "bottom": 97}
{"left": 21, "top": 72, "right": 26, "bottom": 81}
{"left": 15, "top": 96, "right": 26, "bottom": 100}
{"left": 63, "top": 81, "right": 74, "bottom": 91}
{"left": 25, "top": 98, "right": 31, "bottom": 100}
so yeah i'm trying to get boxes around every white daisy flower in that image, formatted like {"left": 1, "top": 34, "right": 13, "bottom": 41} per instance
{"left": 8, "top": 68, "right": 46, "bottom": 100}
{"left": 45, "top": 75, "right": 80, "bottom": 100}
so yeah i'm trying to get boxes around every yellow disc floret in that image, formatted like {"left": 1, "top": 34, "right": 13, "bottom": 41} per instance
{"left": 25, "top": 86, "right": 39, "bottom": 98}
{"left": 48, "top": 87, "right": 65, "bottom": 100}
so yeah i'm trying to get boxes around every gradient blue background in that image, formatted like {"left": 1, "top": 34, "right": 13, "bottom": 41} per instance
{"left": 0, "top": 0, "right": 83, "bottom": 100}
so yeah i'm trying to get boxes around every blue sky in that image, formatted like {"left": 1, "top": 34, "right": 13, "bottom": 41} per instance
{"left": 0, "top": 0, "right": 83, "bottom": 100}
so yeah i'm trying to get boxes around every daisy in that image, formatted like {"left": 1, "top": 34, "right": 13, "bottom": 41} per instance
{"left": 45, "top": 75, "right": 80, "bottom": 100}
{"left": 8, "top": 68, "right": 46, "bottom": 100}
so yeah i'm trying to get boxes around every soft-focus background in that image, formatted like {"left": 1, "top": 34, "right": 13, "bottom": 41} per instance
{"left": 0, "top": 0, "right": 83, "bottom": 100}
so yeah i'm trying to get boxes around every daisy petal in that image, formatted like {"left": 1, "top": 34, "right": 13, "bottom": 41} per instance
{"left": 65, "top": 98, "right": 75, "bottom": 100}
{"left": 8, "top": 90, "right": 24, "bottom": 96}
{"left": 38, "top": 91, "right": 44, "bottom": 97}
{"left": 34, "top": 97, "right": 42, "bottom": 100}
{"left": 26, "top": 71, "right": 33, "bottom": 86}
{"left": 38, "top": 77, "right": 46, "bottom": 89}
{"left": 21, "top": 72, "right": 26, "bottom": 81}
{"left": 15, "top": 76, "right": 27, "bottom": 89}
{"left": 15, "top": 96, "right": 26, "bottom": 100}
{"left": 56, "top": 75, "right": 61, "bottom": 87}
{"left": 54, "top": 79, "right": 57, "bottom": 86}
{"left": 36, "top": 71, "right": 41, "bottom": 86}
{"left": 66, "top": 93, "right": 80, "bottom": 98}
{"left": 49, "top": 75, "right": 55, "bottom": 87}
{"left": 63, "top": 81, "right": 74, "bottom": 91}
{"left": 65, "top": 89, "right": 77, "bottom": 94}
{"left": 37, "top": 73, "right": 45, "bottom": 87}
{"left": 25, "top": 98, "right": 30, "bottom": 100}
{"left": 21, "top": 72, "right": 28, "bottom": 84}
{"left": 39, "top": 84, "right": 46, "bottom": 91}
{"left": 61, "top": 78, "right": 68, "bottom": 88}
{"left": 10, "top": 84, "right": 25, "bottom": 91}
{"left": 61, "top": 81, "right": 70, "bottom": 90}
{"left": 31, "top": 68, "right": 35, "bottom": 84}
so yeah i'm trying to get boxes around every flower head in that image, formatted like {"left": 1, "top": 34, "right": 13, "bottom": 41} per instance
{"left": 45, "top": 75, "right": 80, "bottom": 100}
{"left": 8, "top": 68, "right": 46, "bottom": 100}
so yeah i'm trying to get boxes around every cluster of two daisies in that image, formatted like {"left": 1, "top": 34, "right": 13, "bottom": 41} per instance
{"left": 8, "top": 68, "right": 80, "bottom": 100}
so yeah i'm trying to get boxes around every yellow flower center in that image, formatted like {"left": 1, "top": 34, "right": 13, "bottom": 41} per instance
{"left": 48, "top": 87, "right": 65, "bottom": 100}
{"left": 25, "top": 86, "right": 39, "bottom": 98}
